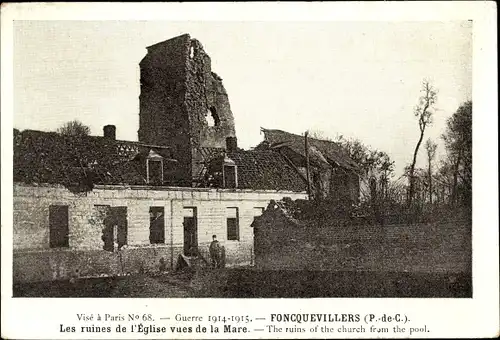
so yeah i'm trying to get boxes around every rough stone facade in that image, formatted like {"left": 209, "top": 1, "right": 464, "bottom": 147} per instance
{"left": 138, "top": 34, "right": 236, "bottom": 185}
{"left": 13, "top": 183, "right": 306, "bottom": 283}
{"left": 252, "top": 201, "right": 472, "bottom": 274}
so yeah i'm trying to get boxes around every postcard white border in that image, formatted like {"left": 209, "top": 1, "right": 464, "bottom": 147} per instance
{"left": 1, "top": 2, "right": 498, "bottom": 339}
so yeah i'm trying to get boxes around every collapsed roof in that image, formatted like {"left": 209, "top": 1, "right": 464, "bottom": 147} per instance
{"left": 205, "top": 149, "right": 307, "bottom": 192}
{"left": 260, "top": 128, "right": 360, "bottom": 173}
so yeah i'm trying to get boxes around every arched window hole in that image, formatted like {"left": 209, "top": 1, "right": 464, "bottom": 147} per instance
{"left": 206, "top": 106, "right": 220, "bottom": 127}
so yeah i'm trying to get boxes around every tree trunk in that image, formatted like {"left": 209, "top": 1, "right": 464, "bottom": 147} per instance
{"left": 429, "top": 174, "right": 433, "bottom": 205}
{"left": 408, "top": 129, "right": 425, "bottom": 207}
{"left": 304, "top": 131, "right": 312, "bottom": 200}
{"left": 428, "top": 160, "right": 433, "bottom": 205}
{"left": 451, "top": 150, "right": 462, "bottom": 206}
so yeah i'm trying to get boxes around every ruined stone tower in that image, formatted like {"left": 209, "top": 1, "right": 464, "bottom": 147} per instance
{"left": 138, "top": 34, "right": 236, "bottom": 186}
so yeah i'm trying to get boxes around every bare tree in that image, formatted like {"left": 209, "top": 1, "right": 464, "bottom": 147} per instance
{"left": 425, "top": 138, "right": 437, "bottom": 204}
{"left": 408, "top": 80, "right": 438, "bottom": 207}
{"left": 378, "top": 151, "right": 395, "bottom": 200}
{"left": 56, "top": 120, "right": 91, "bottom": 136}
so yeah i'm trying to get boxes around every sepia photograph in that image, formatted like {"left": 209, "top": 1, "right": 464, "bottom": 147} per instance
{"left": 9, "top": 19, "right": 476, "bottom": 299}
{"left": 2, "top": 3, "right": 499, "bottom": 339}
{"left": 9, "top": 19, "right": 475, "bottom": 299}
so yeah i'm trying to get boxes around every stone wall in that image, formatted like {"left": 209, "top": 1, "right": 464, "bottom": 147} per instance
{"left": 138, "top": 34, "right": 193, "bottom": 185}
{"left": 253, "top": 203, "right": 472, "bottom": 274}
{"left": 138, "top": 34, "right": 236, "bottom": 184}
{"left": 186, "top": 38, "right": 236, "bottom": 178}
{"left": 13, "top": 183, "right": 307, "bottom": 283}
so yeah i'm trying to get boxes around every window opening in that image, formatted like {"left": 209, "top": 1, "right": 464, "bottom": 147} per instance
{"left": 183, "top": 207, "right": 198, "bottom": 255}
{"left": 49, "top": 205, "right": 69, "bottom": 248}
{"left": 146, "top": 150, "right": 164, "bottom": 184}
{"left": 206, "top": 106, "right": 220, "bottom": 127}
{"left": 101, "top": 206, "right": 127, "bottom": 252}
{"left": 149, "top": 207, "right": 165, "bottom": 244}
{"left": 226, "top": 207, "right": 239, "bottom": 241}
{"left": 223, "top": 164, "right": 237, "bottom": 188}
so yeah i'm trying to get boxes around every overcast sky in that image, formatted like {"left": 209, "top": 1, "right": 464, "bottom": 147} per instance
{"left": 14, "top": 21, "right": 472, "bottom": 176}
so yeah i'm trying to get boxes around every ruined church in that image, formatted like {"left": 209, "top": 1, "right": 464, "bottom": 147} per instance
{"left": 13, "top": 34, "right": 360, "bottom": 283}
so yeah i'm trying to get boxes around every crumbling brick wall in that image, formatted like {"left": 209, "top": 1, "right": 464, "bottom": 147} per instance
{"left": 138, "top": 34, "right": 236, "bottom": 185}
{"left": 253, "top": 200, "right": 472, "bottom": 273}
{"left": 13, "top": 183, "right": 306, "bottom": 282}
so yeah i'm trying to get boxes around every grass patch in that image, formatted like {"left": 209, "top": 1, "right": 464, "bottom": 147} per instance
{"left": 14, "top": 269, "right": 471, "bottom": 298}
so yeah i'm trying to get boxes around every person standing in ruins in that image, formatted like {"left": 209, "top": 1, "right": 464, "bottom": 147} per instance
{"left": 209, "top": 235, "right": 221, "bottom": 268}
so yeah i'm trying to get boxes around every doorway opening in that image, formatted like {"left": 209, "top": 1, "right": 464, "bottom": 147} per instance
{"left": 101, "top": 206, "right": 128, "bottom": 252}
{"left": 183, "top": 207, "right": 198, "bottom": 256}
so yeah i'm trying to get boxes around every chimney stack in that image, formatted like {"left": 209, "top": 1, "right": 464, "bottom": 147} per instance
{"left": 226, "top": 136, "right": 237, "bottom": 154}
{"left": 103, "top": 125, "right": 116, "bottom": 140}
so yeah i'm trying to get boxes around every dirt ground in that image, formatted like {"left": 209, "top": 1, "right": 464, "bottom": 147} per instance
{"left": 13, "top": 268, "right": 471, "bottom": 298}
{"left": 13, "top": 271, "right": 195, "bottom": 298}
